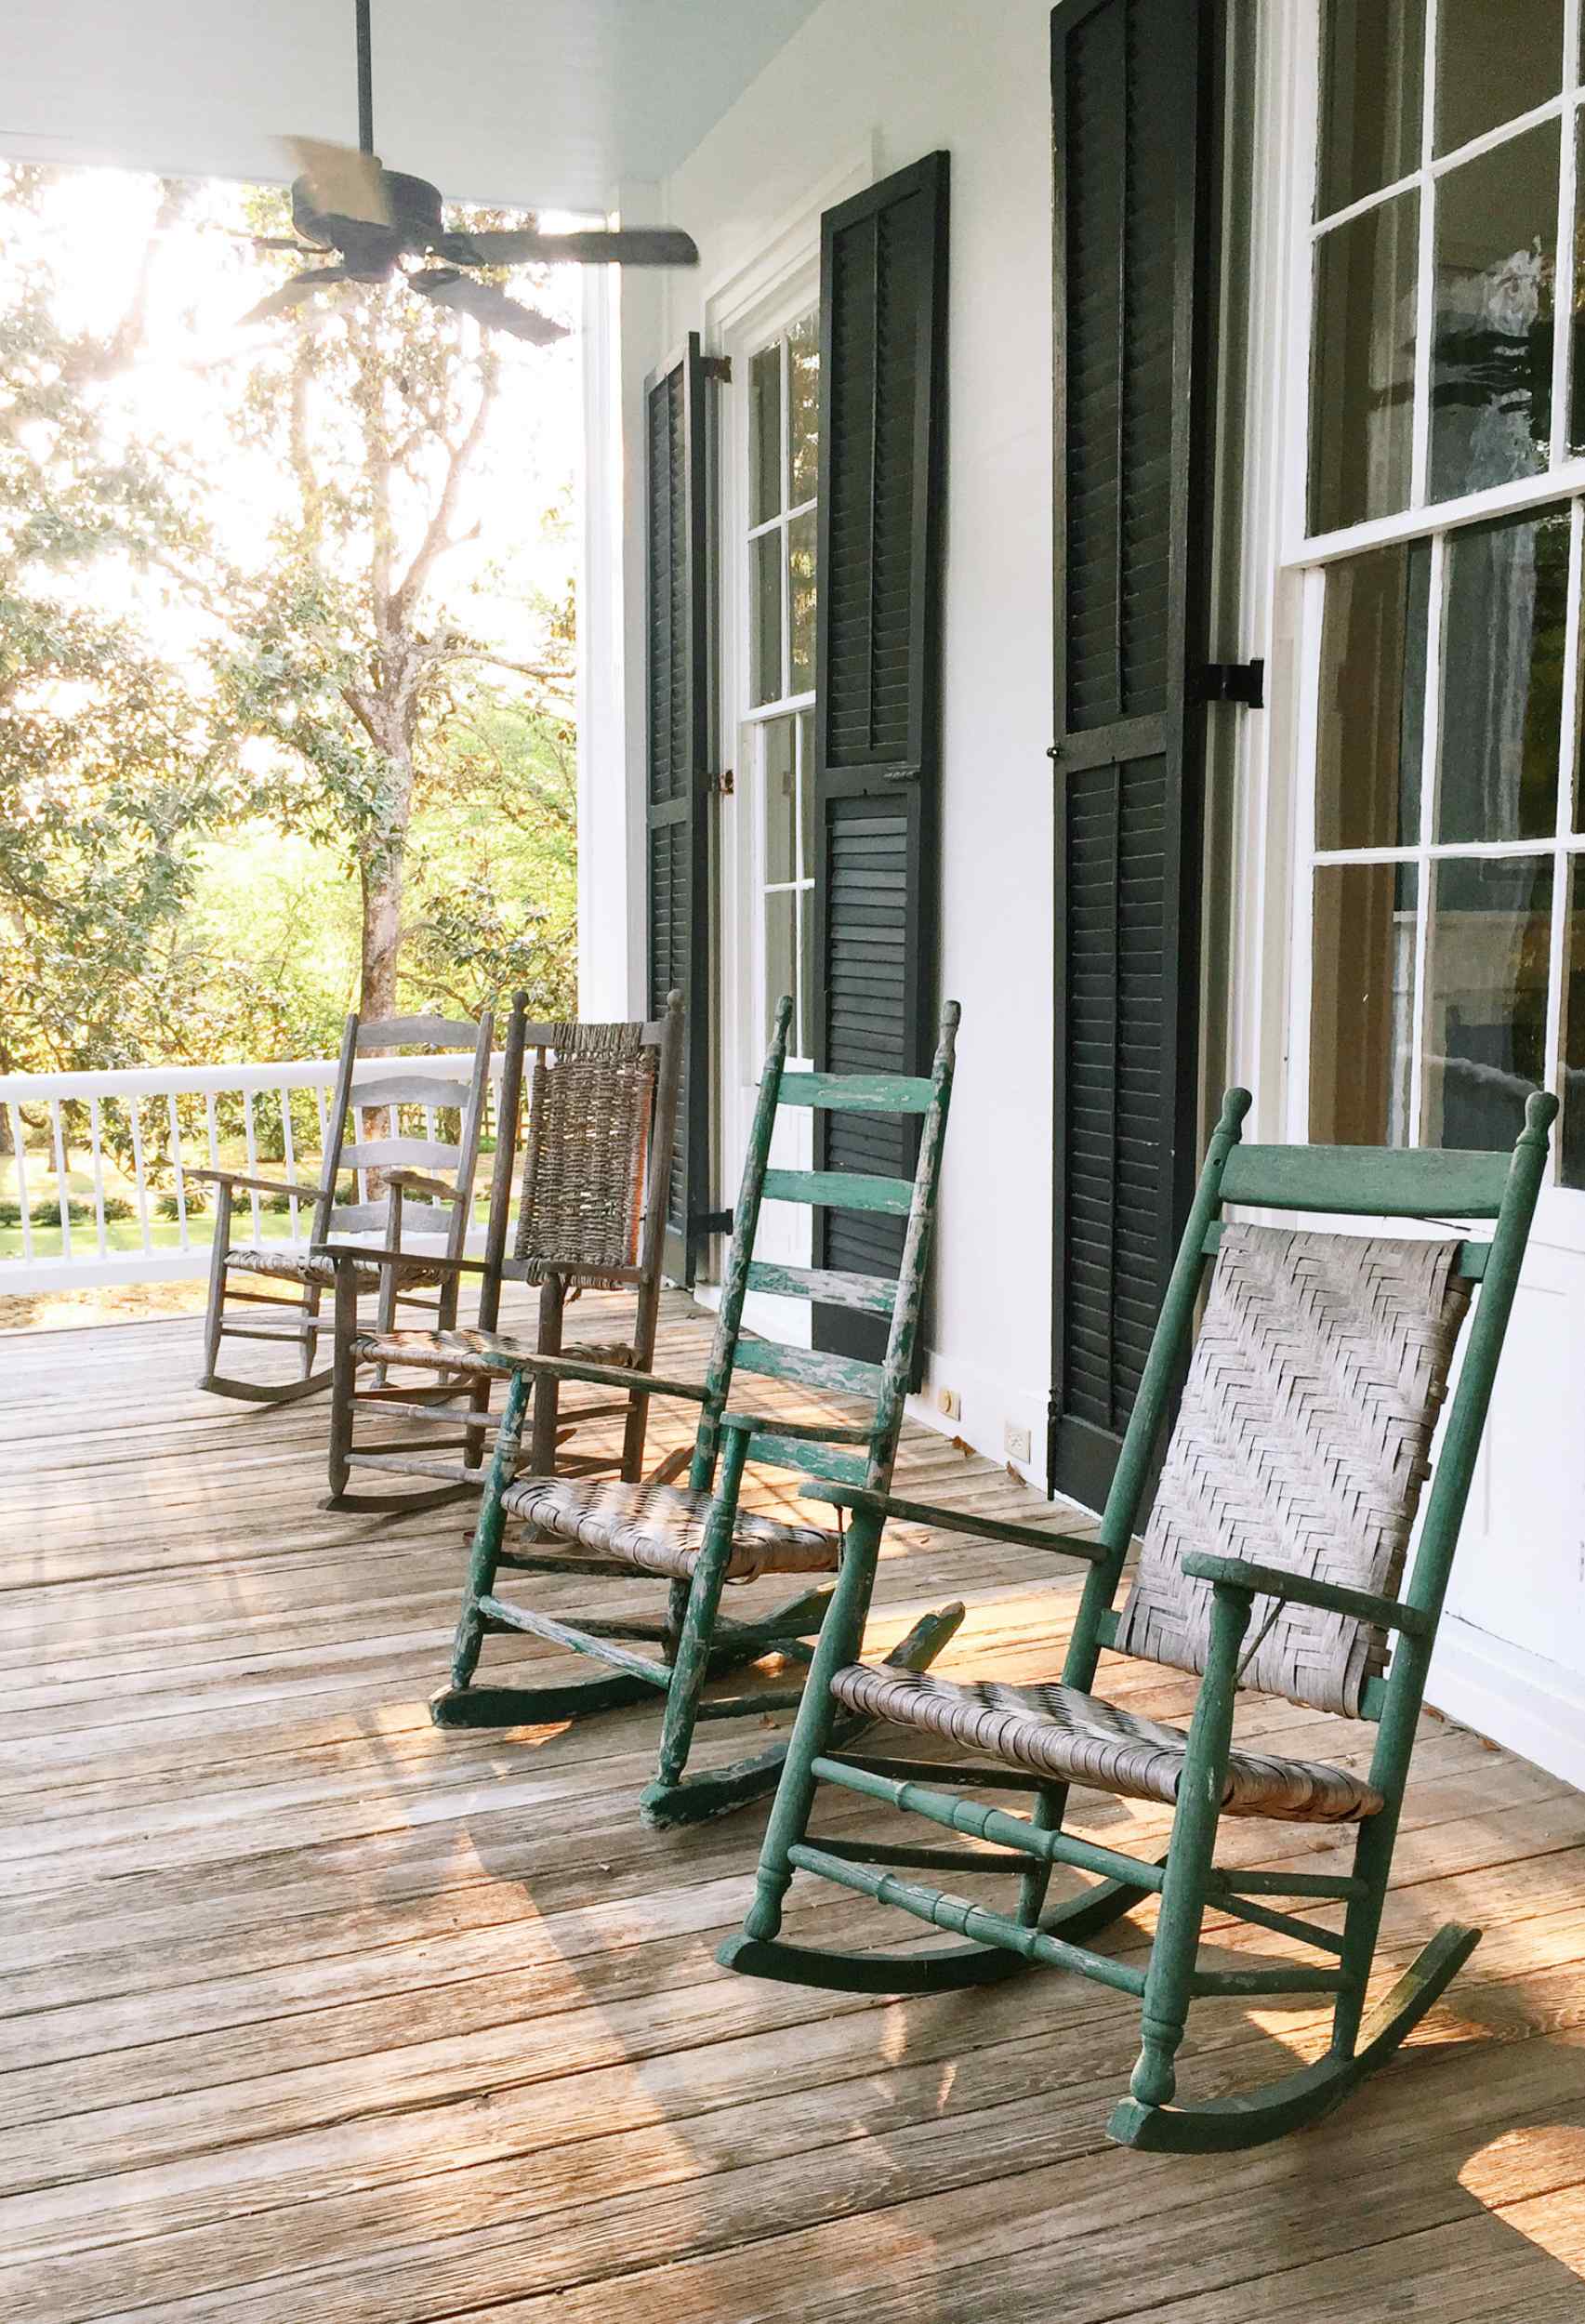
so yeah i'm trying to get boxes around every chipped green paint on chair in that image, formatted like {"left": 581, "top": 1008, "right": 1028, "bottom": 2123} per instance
{"left": 720, "top": 1087, "right": 1559, "bottom": 2150}
{"left": 400, "top": 997, "right": 965, "bottom": 1827}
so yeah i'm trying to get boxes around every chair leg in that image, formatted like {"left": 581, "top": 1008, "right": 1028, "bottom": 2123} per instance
{"left": 196, "top": 1188, "right": 231, "bottom": 1390}
{"left": 737, "top": 1507, "right": 885, "bottom": 1945}
{"left": 528, "top": 1274, "right": 564, "bottom": 1477}
{"left": 1129, "top": 1585, "right": 1250, "bottom": 2109}
{"left": 298, "top": 1282, "right": 323, "bottom": 1379}
{"left": 441, "top": 1367, "right": 529, "bottom": 1702}
{"left": 323, "top": 1261, "right": 359, "bottom": 1505}
{"left": 1016, "top": 1782, "right": 1071, "bottom": 1927}
{"left": 651, "top": 1427, "right": 751, "bottom": 1790}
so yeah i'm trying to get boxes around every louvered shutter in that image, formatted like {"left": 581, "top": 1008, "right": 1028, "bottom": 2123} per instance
{"left": 811, "top": 153, "right": 949, "bottom": 1362}
{"left": 644, "top": 334, "right": 713, "bottom": 1284}
{"left": 1049, "top": 0, "right": 1217, "bottom": 1509}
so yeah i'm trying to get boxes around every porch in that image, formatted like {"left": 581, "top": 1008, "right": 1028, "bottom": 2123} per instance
{"left": 3, "top": 1292, "right": 1583, "bottom": 2322}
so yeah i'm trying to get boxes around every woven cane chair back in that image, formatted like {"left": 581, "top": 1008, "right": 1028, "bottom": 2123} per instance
{"left": 510, "top": 1022, "right": 662, "bottom": 1288}
{"left": 1113, "top": 1224, "right": 1472, "bottom": 1716}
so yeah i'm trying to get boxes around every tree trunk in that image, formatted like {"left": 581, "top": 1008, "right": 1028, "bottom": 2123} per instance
{"left": 359, "top": 849, "right": 404, "bottom": 1027}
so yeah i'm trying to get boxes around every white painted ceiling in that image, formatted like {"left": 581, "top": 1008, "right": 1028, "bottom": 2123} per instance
{"left": 0, "top": 0, "right": 825, "bottom": 209}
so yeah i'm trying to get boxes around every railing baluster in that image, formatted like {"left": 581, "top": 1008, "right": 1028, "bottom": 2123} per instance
{"left": 48, "top": 1099, "right": 73, "bottom": 1261}
{"left": 167, "top": 1093, "right": 189, "bottom": 1250}
{"left": 89, "top": 1096, "right": 108, "bottom": 1256}
{"left": 128, "top": 1097, "right": 152, "bottom": 1255}
{"left": 243, "top": 1088, "right": 261, "bottom": 1244}
{"left": 281, "top": 1077, "right": 301, "bottom": 1247}
{"left": 9, "top": 1103, "right": 33, "bottom": 1263}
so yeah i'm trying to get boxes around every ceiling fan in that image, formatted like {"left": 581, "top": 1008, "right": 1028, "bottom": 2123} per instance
{"left": 242, "top": 0, "right": 698, "bottom": 340}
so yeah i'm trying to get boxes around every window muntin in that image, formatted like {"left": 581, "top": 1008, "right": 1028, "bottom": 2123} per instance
{"left": 745, "top": 312, "right": 819, "bottom": 1060}
{"left": 1302, "top": 7, "right": 1585, "bottom": 1187}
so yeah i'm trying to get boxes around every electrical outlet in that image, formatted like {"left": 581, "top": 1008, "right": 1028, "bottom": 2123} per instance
{"left": 937, "top": 1386, "right": 961, "bottom": 1420}
{"left": 1005, "top": 1425, "right": 1032, "bottom": 1464}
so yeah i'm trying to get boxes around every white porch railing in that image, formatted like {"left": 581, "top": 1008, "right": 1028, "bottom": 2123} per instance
{"left": 0, "top": 1055, "right": 506, "bottom": 1295}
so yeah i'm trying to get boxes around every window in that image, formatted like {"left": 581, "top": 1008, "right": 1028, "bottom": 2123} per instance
{"left": 746, "top": 311, "right": 819, "bottom": 1057}
{"left": 1302, "top": 2, "right": 1585, "bottom": 1187}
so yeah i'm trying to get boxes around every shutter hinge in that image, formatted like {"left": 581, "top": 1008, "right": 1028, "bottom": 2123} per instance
{"left": 701, "top": 355, "right": 732, "bottom": 384}
{"left": 708, "top": 768, "right": 734, "bottom": 796}
{"left": 1195, "top": 658, "right": 1265, "bottom": 708}
{"left": 693, "top": 1208, "right": 733, "bottom": 1235}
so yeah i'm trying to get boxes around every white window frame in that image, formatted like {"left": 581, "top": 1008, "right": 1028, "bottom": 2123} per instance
{"left": 1277, "top": 0, "right": 1585, "bottom": 1192}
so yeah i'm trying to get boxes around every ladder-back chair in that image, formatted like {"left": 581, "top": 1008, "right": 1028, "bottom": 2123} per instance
{"left": 358, "top": 997, "right": 966, "bottom": 1827}
{"left": 321, "top": 995, "right": 684, "bottom": 1511}
{"left": 194, "top": 1009, "right": 493, "bottom": 1406}
{"left": 721, "top": 1086, "right": 1557, "bottom": 2151}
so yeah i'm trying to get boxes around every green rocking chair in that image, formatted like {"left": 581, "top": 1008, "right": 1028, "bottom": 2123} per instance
{"left": 720, "top": 1085, "right": 1558, "bottom": 2150}
{"left": 361, "top": 997, "right": 967, "bottom": 1826}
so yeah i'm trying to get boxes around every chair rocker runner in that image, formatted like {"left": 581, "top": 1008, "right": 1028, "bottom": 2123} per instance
{"left": 720, "top": 1085, "right": 1558, "bottom": 2152}
{"left": 320, "top": 995, "right": 684, "bottom": 1514}
{"left": 367, "top": 997, "right": 965, "bottom": 1828}
{"left": 194, "top": 1009, "right": 494, "bottom": 1406}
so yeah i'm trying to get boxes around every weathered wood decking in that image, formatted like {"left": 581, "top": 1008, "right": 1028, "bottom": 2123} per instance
{"left": 2, "top": 1290, "right": 1583, "bottom": 2321}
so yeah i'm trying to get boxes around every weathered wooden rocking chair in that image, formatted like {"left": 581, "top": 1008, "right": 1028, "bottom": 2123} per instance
{"left": 359, "top": 997, "right": 965, "bottom": 1827}
{"left": 720, "top": 1086, "right": 1558, "bottom": 2151}
{"left": 321, "top": 994, "right": 684, "bottom": 1512}
{"left": 193, "top": 1009, "right": 494, "bottom": 1406}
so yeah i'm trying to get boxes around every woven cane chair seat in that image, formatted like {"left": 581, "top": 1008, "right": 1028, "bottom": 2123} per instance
{"left": 356, "top": 1325, "right": 643, "bottom": 1374}
{"left": 1112, "top": 1225, "right": 1471, "bottom": 1717}
{"left": 828, "top": 1665, "right": 1384, "bottom": 1823}
{"left": 226, "top": 1247, "right": 443, "bottom": 1292}
{"left": 500, "top": 1475, "right": 841, "bottom": 1586}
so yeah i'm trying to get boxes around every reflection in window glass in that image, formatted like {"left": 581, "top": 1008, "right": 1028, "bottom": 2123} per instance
{"left": 788, "top": 509, "right": 817, "bottom": 695}
{"left": 1311, "top": 863, "right": 1419, "bottom": 1145}
{"left": 1564, "top": 865, "right": 1585, "bottom": 1187}
{"left": 763, "top": 716, "right": 796, "bottom": 885}
{"left": 1423, "top": 854, "right": 1552, "bottom": 1152}
{"left": 1439, "top": 508, "right": 1568, "bottom": 841}
{"left": 1434, "top": 0, "right": 1563, "bottom": 157}
{"left": 763, "top": 888, "right": 797, "bottom": 1052}
{"left": 1430, "top": 123, "right": 1558, "bottom": 501}
{"left": 1317, "top": 541, "right": 1429, "bottom": 849}
{"left": 787, "top": 311, "right": 819, "bottom": 507}
{"left": 750, "top": 345, "right": 782, "bottom": 525}
{"left": 1318, "top": 0, "right": 1424, "bottom": 217}
{"left": 1310, "top": 192, "right": 1418, "bottom": 533}
{"left": 750, "top": 530, "right": 782, "bottom": 708}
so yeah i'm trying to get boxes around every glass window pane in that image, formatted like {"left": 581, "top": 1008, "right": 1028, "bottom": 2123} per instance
{"left": 1423, "top": 854, "right": 1552, "bottom": 1150}
{"left": 750, "top": 530, "right": 782, "bottom": 707}
{"left": 787, "top": 310, "right": 819, "bottom": 507}
{"left": 1309, "top": 192, "right": 1419, "bottom": 534}
{"left": 763, "top": 716, "right": 796, "bottom": 885}
{"left": 799, "top": 887, "right": 815, "bottom": 1063}
{"left": 750, "top": 344, "right": 782, "bottom": 524}
{"left": 1562, "top": 862, "right": 1585, "bottom": 1187}
{"left": 1434, "top": 0, "right": 1563, "bottom": 157}
{"left": 1570, "top": 109, "right": 1585, "bottom": 464}
{"left": 1318, "top": 0, "right": 1425, "bottom": 216}
{"left": 764, "top": 888, "right": 796, "bottom": 1051}
{"left": 1311, "top": 862, "right": 1419, "bottom": 1144}
{"left": 1316, "top": 541, "right": 1430, "bottom": 849}
{"left": 788, "top": 508, "right": 817, "bottom": 695}
{"left": 1439, "top": 506, "right": 1568, "bottom": 840}
{"left": 1430, "top": 122, "right": 1559, "bottom": 503}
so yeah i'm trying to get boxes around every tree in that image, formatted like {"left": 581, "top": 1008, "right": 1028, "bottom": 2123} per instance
{"left": 213, "top": 194, "right": 575, "bottom": 1023}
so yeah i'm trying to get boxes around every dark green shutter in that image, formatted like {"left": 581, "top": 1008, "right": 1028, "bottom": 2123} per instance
{"left": 1049, "top": 0, "right": 1218, "bottom": 1508}
{"left": 644, "top": 334, "right": 714, "bottom": 1284}
{"left": 811, "top": 152, "right": 949, "bottom": 1361}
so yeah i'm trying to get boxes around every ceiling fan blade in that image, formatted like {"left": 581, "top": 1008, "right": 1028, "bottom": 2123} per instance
{"left": 411, "top": 270, "right": 570, "bottom": 342}
{"left": 436, "top": 226, "right": 699, "bottom": 269}
{"left": 284, "top": 138, "right": 391, "bottom": 227}
{"left": 238, "top": 268, "right": 353, "bottom": 326}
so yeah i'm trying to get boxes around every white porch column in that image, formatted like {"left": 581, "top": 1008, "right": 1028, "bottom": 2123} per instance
{"left": 575, "top": 180, "right": 665, "bottom": 1020}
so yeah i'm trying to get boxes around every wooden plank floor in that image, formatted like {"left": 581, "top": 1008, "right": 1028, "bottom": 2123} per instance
{"left": 2, "top": 1290, "right": 1583, "bottom": 2322}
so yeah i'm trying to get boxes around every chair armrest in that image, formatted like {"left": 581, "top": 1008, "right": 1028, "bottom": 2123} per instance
{"left": 385, "top": 1168, "right": 464, "bottom": 1202}
{"left": 190, "top": 1168, "right": 321, "bottom": 1199}
{"left": 313, "top": 1243, "right": 486, "bottom": 1275}
{"left": 797, "top": 1482, "right": 1111, "bottom": 1565}
{"left": 1179, "top": 1552, "right": 1432, "bottom": 1640}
